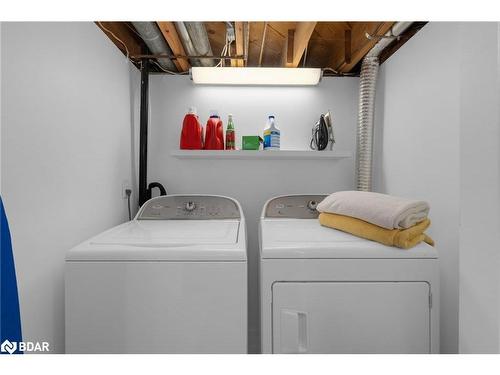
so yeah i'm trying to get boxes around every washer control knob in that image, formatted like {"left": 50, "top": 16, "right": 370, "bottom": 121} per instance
{"left": 307, "top": 200, "right": 318, "bottom": 211}
{"left": 185, "top": 201, "right": 196, "bottom": 212}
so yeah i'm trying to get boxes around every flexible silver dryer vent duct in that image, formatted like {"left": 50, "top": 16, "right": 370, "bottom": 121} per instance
{"left": 176, "top": 22, "right": 214, "bottom": 67}
{"left": 355, "top": 22, "right": 413, "bottom": 191}
{"left": 131, "top": 22, "right": 177, "bottom": 72}
{"left": 356, "top": 56, "right": 380, "bottom": 191}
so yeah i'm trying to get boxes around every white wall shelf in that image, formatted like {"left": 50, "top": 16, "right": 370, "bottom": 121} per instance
{"left": 170, "top": 150, "right": 352, "bottom": 160}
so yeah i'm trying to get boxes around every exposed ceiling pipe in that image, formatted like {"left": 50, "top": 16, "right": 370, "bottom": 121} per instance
{"left": 185, "top": 22, "right": 214, "bottom": 67}
{"left": 175, "top": 22, "right": 214, "bottom": 67}
{"left": 175, "top": 22, "right": 200, "bottom": 66}
{"left": 355, "top": 22, "right": 413, "bottom": 192}
{"left": 131, "top": 22, "right": 177, "bottom": 72}
{"left": 366, "top": 22, "right": 413, "bottom": 58}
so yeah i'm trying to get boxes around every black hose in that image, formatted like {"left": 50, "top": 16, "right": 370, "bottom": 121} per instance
{"left": 125, "top": 189, "right": 132, "bottom": 221}
{"left": 127, "top": 194, "right": 132, "bottom": 221}
{"left": 148, "top": 182, "right": 167, "bottom": 197}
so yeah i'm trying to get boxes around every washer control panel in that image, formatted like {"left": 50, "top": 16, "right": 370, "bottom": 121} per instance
{"left": 138, "top": 196, "right": 241, "bottom": 220}
{"left": 264, "top": 195, "right": 327, "bottom": 219}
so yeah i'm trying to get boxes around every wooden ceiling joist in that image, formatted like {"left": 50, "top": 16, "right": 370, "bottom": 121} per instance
{"left": 157, "top": 22, "right": 190, "bottom": 72}
{"left": 244, "top": 22, "right": 250, "bottom": 67}
{"left": 96, "top": 22, "right": 144, "bottom": 64}
{"left": 232, "top": 22, "right": 245, "bottom": 67}
{"left": 98, "top": 21, "right": 419, "bottom": 74}
{"left": 258, "top": 22, "right": 268, "bottom": 67}
{"left": 333, "top": 22, "right": 395, "bottom": 73}
{"left": 344, "top": 29, "right": 352, "bottom": 64}
{"left": 285, "top": 29, "right": 295, "bottom": 65}
{"left": 285, "top": 22, "right": 317, "bottom": 68}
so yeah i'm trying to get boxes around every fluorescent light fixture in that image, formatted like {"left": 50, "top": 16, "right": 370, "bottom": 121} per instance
{"left": 190, "top": 67, "right": 322, "bottom": 86}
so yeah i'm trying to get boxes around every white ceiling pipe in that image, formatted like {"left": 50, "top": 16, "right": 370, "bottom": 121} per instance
{"left": 366, "top": 22, "right": 414, "bottom": 58}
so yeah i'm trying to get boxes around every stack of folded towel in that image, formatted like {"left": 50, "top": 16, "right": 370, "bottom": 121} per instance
{"left": 317, "top": 191, "right": 434, "bottom": 249}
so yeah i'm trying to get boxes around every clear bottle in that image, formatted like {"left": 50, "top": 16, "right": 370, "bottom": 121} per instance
{"left": 263, "top": 115, "right": 280, "bottom": 150}
{"left": 225, "top": 114, "right": 236, "bottom": 150}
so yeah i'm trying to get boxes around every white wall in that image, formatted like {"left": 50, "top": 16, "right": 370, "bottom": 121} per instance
{"left": 374, "top": 22, "right": 500, "bottom": 353}
{"left": 373, "top": 22, "right": 460, "bottom": 353}
{"left": 148, "top": 76, "right": 359, "bottom": 352}
{"left": 458, "top": 22, "right": 500, "bottom": 353}
{"left": 1, "top": 22, "right": 139, "bottom": 353}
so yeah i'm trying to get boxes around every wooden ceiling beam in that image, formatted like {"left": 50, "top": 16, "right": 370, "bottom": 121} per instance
{"left": 233, "top": 22, "right": 245, "bottom": 67}
{"left": 157, "top": 22, "right": 190, "bottom": 72}
{"left": 344, "top": 29, "right": 352, "bottom": 65}
{"left": 334, "top": 22, "right": 395, "bottom": 73}
{"left": 93, "top": 21, "right": 414, "bottom": 72}
{"left": 95, "top": 22, "right": 144, "bottom": 64}
{"left": 281, "top": 28, "right": 294, "bottom": 67}
{"left": 258, "top": 22, "right": 268, "bottom": 67}
{"left": 286, "top": 29, "right": 295, "bottom": 64}
{"left": 244, "top": 22, "right": 250, "bottom": 67}
{"left": 285, "top": 22, "right": 317, "bottom": 68}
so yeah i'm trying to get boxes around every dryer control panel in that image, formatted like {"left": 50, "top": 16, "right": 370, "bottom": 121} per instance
{"left": 264, "top": 195, "right": 327, "bottom": 219}
{"left": 138, "top": 195, "right": 241, "bottom": 220}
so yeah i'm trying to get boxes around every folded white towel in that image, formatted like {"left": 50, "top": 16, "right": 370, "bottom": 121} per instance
{"left": 317, "top": 191, "right": 430, "bottom": 229}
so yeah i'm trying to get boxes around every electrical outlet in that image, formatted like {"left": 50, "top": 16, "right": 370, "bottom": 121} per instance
{"left": 122, "top": 180, "right": 132, "bottom": 199}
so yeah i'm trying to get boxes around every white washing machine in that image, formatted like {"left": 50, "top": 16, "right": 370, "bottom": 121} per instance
{"left": 259, "top": 194, "right": 439, "bottom": 354}
{"left": 66, "top": 195, "right": 247, "bottom": 354}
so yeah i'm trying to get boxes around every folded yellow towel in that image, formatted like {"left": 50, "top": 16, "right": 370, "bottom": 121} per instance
{"left": 318, "top": 212, "right": 434, "bottom": 249}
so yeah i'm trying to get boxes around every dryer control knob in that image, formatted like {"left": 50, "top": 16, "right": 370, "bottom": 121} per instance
{"left": 307, "top": 200, "right": 318, "bottom": 211}
{"left": 185, "top": 201, "right": 196, "bottom": 211}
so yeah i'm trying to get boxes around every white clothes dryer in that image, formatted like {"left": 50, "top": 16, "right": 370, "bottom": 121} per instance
{"left": 259, "top": 194, "right": 439, "bottom": 354}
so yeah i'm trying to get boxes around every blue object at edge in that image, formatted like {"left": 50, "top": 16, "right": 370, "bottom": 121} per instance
{"left": 0, "top": 197, "right": 23, "bottom": 354}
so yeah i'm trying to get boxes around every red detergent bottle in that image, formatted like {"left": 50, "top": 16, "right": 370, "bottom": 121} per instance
{"left": 180, "top": 107, "right": 203, "bottom": 149}
{"left": 204, "top": 111, "right": 225, "bottom": 150}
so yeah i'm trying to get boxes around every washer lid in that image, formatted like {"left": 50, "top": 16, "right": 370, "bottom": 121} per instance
{"left": 260, "top": 219, "right": 438, "bottom": 259}
{"left": 66, "top": 220, "right": 245, "bottom": 261}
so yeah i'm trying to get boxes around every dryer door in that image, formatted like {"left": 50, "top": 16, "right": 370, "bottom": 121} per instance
{"left": 272, "top": 282, "right": 431, "bottom": 354}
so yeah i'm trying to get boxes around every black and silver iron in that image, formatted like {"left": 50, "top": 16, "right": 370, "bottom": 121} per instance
{"left": 310, "top": 110, "right": 335, "bottom": 151}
